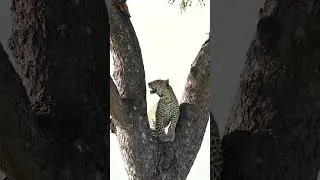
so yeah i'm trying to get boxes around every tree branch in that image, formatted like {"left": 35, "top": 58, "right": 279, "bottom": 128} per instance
{"left": 110, "top": 75, "right": 131, "bottom": 130}
{"left": 107, "top": 0, "right": 147, "bottom": 112}
{"left": 172, "top": 39, "right": 210, "bottom": 179}
{"left": 222, "top": 1, "right": 320, "bottom": 179}
{"left": 7, "top": 0, "right": 109, "bottom": 179}
{"left": 0, "top": 44, "right": 40, "bottom": 180}
{"left": 8, "top": 0, "right": 53, "bottom": 114}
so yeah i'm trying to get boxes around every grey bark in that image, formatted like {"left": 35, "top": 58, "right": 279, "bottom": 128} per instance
{"left": 0, "top": 0, "right": 109, "bottom": 179}
{"left": 222, "top": 0, "right": 320, "bottom": 179}
{"left": 108, "top": 1, "right": 210, "bottom": 179}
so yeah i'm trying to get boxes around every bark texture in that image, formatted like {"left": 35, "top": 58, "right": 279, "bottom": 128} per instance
{"left": 108, "top": 0, "right": 210, "bottom": 179}
{"left": 222, "top": 0, "right": 320, "bottom": 179}
{"left": 0, "top": 0, "right": 109, "bottom": 179}
{"left": 0, "top": 43, "right": 40, "bottom": 180}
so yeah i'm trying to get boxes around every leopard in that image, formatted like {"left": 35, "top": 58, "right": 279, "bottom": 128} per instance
{"left": 147, "top": 79, "right": 180, "bottom": 142}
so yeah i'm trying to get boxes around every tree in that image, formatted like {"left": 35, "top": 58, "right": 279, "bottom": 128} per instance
{"left": 108, "top": 1, "right": 211, "bottom": 179}
{"left": 221, "top": 0, "right": 320, "bottom": 179}
{"left": 0, "top": 0, "right": 109, "bottom": 179}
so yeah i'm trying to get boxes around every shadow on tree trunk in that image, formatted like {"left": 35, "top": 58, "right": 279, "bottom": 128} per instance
{"left": 0, "top": 0, "right": 110, "bottom": 179}
{"left": 221, "top": 0, "right": 320, "bottom": 179}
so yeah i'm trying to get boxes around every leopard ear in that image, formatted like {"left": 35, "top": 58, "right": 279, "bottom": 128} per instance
{"left": 164, "top": 79, "right": 169, "bottom": 85}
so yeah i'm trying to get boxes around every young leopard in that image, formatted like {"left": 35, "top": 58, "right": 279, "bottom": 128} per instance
{"left": 147, "top": 79, "right": 179, "bottom": 142}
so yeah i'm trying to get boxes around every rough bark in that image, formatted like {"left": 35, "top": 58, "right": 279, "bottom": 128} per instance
{"left": 0, "top": 0, "right": 109, "bottom": 179}
{"left": 108, "top": 0, "right": 210, "bottom": 179}
{"left": 0, "top": 43, "right": 41, "bottom": 180}
{"left": 222, "top": 0, "right": 320, "bottom": 179}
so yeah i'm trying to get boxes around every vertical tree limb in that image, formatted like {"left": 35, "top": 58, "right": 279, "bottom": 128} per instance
{"left": 172, "top": 39, "right": 211, "bottom": 179}
{"left": 108, "top": 0, "right": 147, "bottom": 111}
{"left": 6, "top": 0, "right": 110, "bottom": 179}
{"left": 110, "top": 75, "right": 131, "bottom": 130}
{"left": 0, "top": 44, "right": 40, "bottom": 180}
{"left": 222, "top": 1, "right": 320, "bottom": 179}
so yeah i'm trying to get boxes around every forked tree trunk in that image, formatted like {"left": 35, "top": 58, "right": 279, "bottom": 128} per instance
{"left": 0, "top": 0, "right": 109, "bottom": 179}
{"left": 222, "top": 0, "right": 320, "bottom": 179}
{"left": 108, "top": 0, "right": 211, "bottom": 179}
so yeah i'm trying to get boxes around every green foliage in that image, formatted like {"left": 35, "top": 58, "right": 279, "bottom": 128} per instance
{"left": 168, "top": 0, "right": 206, "bottom": 12}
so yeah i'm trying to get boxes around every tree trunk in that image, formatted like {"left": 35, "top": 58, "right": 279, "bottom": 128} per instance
{"left": 108, "top": 0, "right": 211, "bottom": 179}
{"left": 0, "top": 0, "right": 109, "bottom": 179}
{"left": 222, "top": 0, "right": 320, "bottom": 179}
